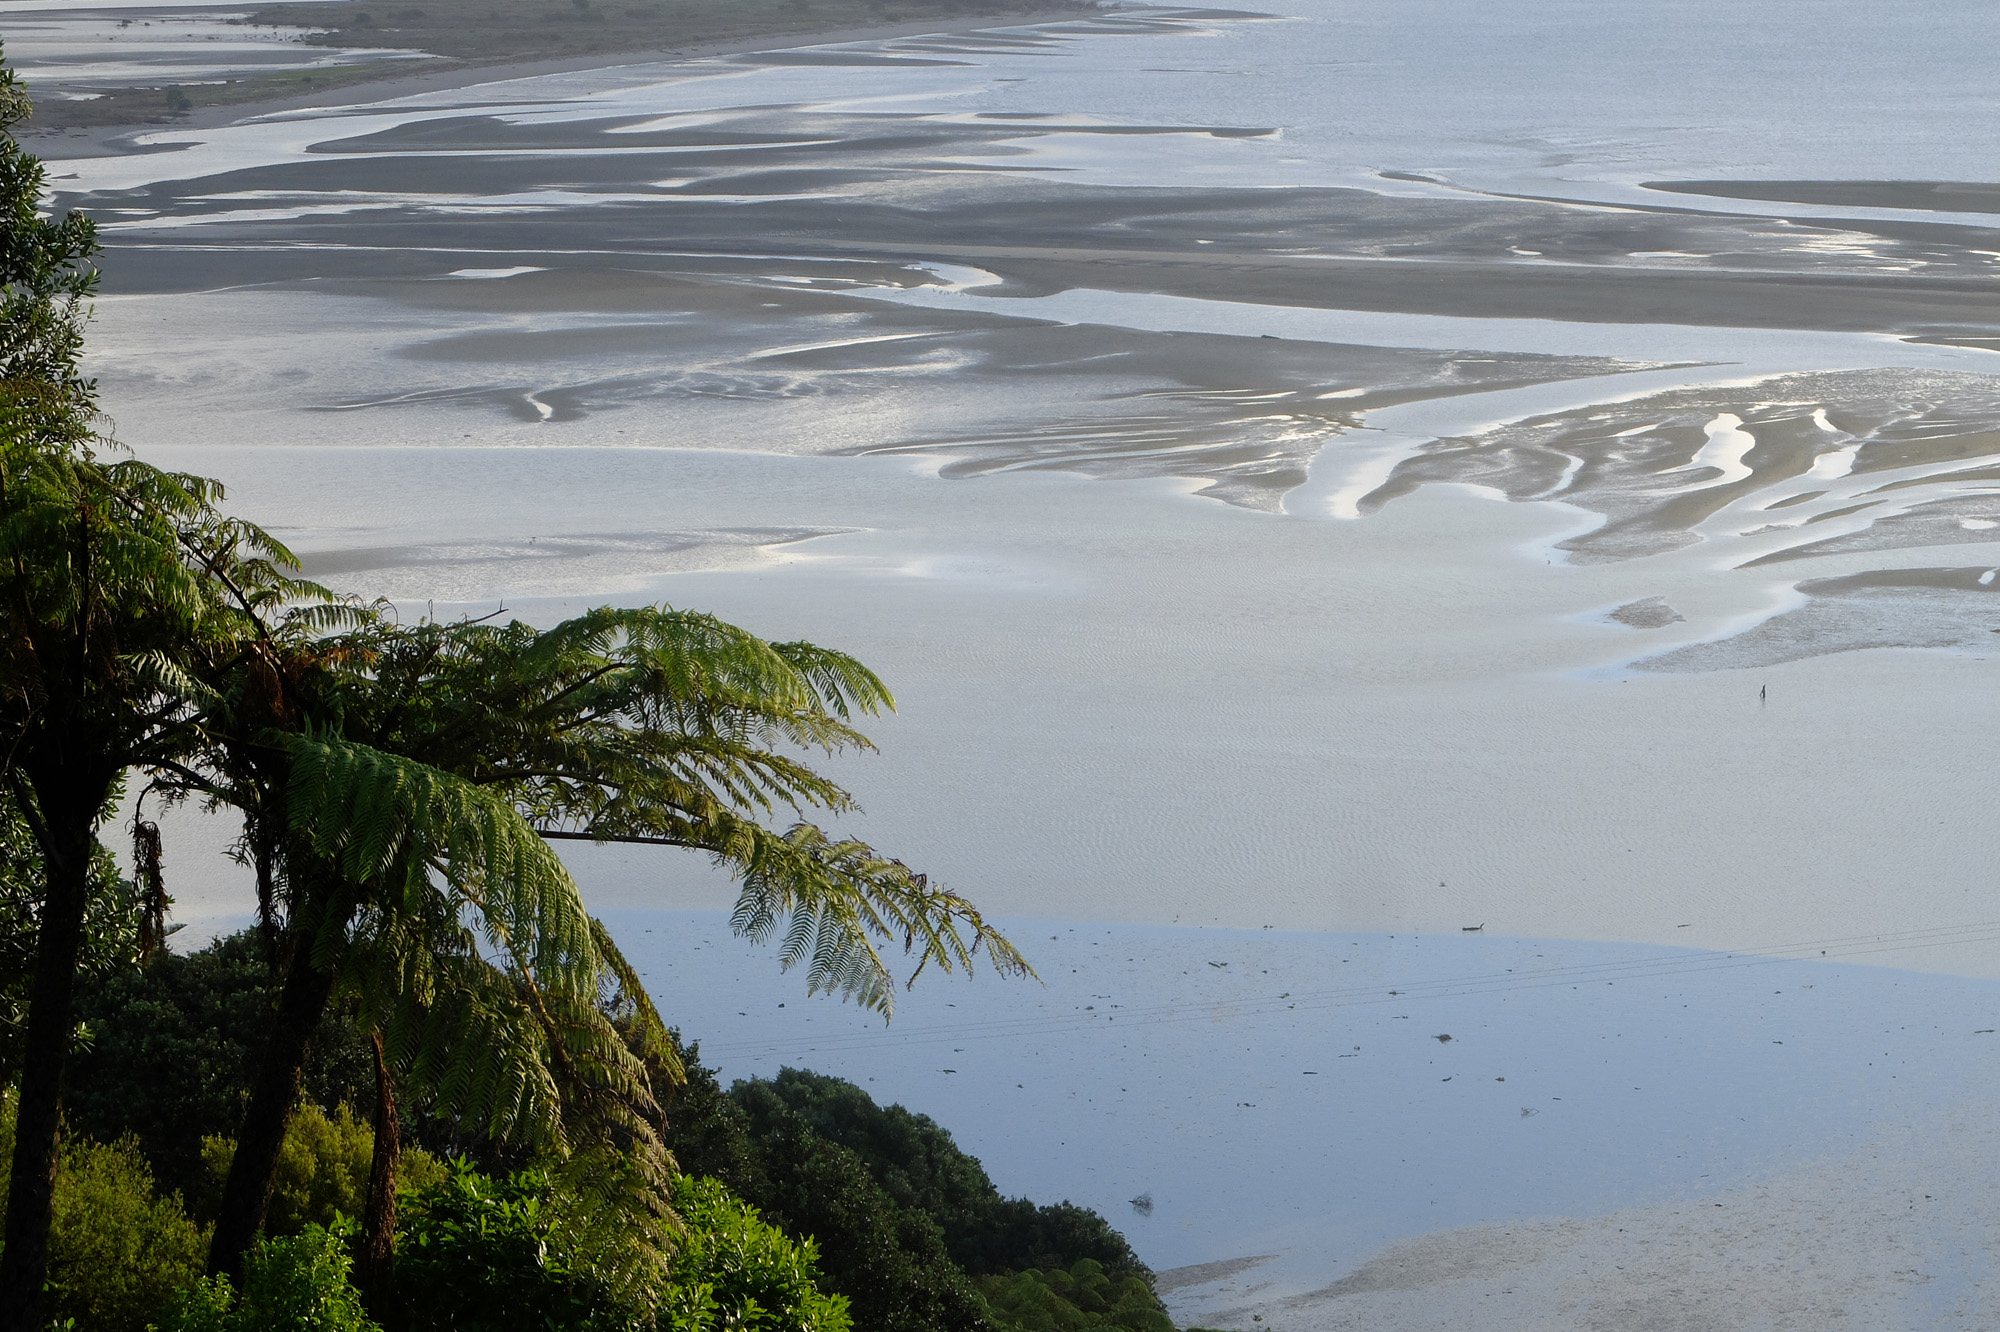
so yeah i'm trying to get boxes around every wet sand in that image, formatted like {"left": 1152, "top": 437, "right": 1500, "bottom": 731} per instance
{"left": 62, "top": 0, "right": 2000, "bottom": 967}
{"left": 47, "top": 3, "right": 2000, "bottom": 1323}
{"left": 16, "top": 4, "right": 1112, "bottom": 151}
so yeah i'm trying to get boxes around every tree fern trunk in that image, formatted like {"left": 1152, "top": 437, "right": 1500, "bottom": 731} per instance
{"left": 0, "top": 803, "right": 97, "bottom": 1332}
{"left": 358, "top": 1028, "right": 400, "bottom": 1307}
{"left": 206, "top": 915, "right": 344, "bottom": 1282}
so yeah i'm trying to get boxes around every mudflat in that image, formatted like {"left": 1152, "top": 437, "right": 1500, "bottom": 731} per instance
{"left": 41, "top": 4, "right": 2000, "bottom": 1321}
{"left": 14, "top": 0, "right": 1101, "bottom": 131}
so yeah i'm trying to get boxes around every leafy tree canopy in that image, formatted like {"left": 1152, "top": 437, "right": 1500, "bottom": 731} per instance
{"left": 65, "top": 931, "right": 376, "bottom": 1206}
{"left": 739, "top": 1068, "right": 1148, "bottom": 1282}
{"left": 0, "top": 788, "right": 146, "bottom": 1088}
{"left": 655, "top": 1045, "right": 1171, "bottom": 1332}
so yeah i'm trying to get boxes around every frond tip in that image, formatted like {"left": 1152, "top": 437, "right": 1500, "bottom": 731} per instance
{"left": 728, "top": 823, "right": 1033, "bottom": 1018}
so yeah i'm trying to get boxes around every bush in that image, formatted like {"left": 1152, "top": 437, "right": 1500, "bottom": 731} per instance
{"left": 979, "top": 1261, "right": 1174, "bottom": 1332}
{"left": 152, "top": 1225, "right": 378, "bottom": 1332}
{"left": 32, "top": 1133, "right": 208, "bottom": 1332}
{"left": 0, "top": 792, "right": 143, "bottom": 1088}
{"left": 666, "top": 1175, "right": 850, "bottom": 1332}
{"left": 742, "top": 1070, "right": 1146, "bottom": 1282}
{"left": 197, "top": 1102, "right": 444, "bottom": 1237}
{"left": 656, "top": 1056, "right": 1165, "bottom": 1332}
{"left": 725, "top": 1107, "right": 994, "bottom": 1332}
{"left": 393, "top": 1161, "right": 853, "bottom": 1332}
{"left": 394, "top": 1161, "right": 628, "bottom": 1332}
{"left": 657, "top": 1054, "right": 991, "bottom": 1332}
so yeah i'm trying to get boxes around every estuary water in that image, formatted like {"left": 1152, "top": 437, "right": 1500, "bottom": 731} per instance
{"left": 29, "top": 0, "right": 2000, "bottom": 1322}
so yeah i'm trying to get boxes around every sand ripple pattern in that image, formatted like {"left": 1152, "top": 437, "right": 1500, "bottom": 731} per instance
{"left": 1366, "top": 368, "right": 2000, "bottom": 564}
{"left": 1360, "top": 367, "right": 2000, "bottom": 668}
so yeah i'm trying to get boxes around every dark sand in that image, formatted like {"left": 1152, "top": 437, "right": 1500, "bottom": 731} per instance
{"left": 17, "top": 3, "right": 1117, "bottom": 152}
{"left": 1647, "top": 178, "right": 2000, "bottom": 214}
{"left": 46, "top": 8, "right": 2000, "bottom": 644}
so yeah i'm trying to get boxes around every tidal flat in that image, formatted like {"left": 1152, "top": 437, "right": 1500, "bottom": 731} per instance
{"left": 39, "top": 0, "right": 2000, "bottom": 1323}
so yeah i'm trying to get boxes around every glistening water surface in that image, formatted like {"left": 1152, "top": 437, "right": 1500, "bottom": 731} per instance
{"left": 41, "top": 0, "right": 2000, "bottom": 1321}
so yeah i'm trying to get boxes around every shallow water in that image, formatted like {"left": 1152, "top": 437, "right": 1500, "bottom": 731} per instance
{"left": 598, "top": 910, "right": 2000, "bottom": 1327}
{"left": 42, "top": 1, "right": 2000, "bottom": 1317}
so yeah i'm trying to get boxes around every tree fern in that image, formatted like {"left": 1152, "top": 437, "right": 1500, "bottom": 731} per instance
{"left": 189, "top": 596, "right": 1030, "bottom": 1276}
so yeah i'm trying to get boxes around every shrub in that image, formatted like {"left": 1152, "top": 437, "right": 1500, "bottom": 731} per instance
{"left": 152, "top": 1225, "right": 378, "bottom": 1332}
{"left": 0, "top": 793, "right": 143, "bottom": 1089}
{"left": 197, "top": 1101, "right": 444, "bottom": 1236}
{"left": 393, "top": 1161, "right": 853, "bottom": 1332}
{"left": 33, "top": 1134, "right": 208, "bottom": 1332}
{"left": 664, "top": 1059, "right": 1165, "bottom": 1332}
{"left": 979, "top": 1261, "right": 1175, "bottom": 1332}
{"left": 266, "top": 1102, "right": 373, "bottom": 1236}
{"left": 394, "top": 1161, "right": 628, "bottom": 1332}
{"left": 659, "top": 1057, "right": 993, "bottom": 1332}
{"left": 666, "top": 1175, "right": 850, "bottom": 1332}
{"left": 726, "top": 1109, "right": 994, "bottom": 1332}
{"left": 68, "top": 932, "right": 374, "bottom": 1206}
{"left": 742, "top": 1070, "right": 1146, "bottom": 1282}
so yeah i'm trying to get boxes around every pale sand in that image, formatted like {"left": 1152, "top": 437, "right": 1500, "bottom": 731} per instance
{"left": 71, "top": 11, "right": 2000, "bottom": 1318}
{"left": 1191, "top": 1115, "right": 2000, "bottom": 1330}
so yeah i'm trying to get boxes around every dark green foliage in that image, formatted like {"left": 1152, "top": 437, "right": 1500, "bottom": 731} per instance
{"left": 656, "top": 1049, "right": 992, "bottom": 1332}
{"left": 154, "top": 1225, "right": 379, "bottom": 1332}
{"left": 663, "top": 1175, "right": 850, "bottom": 1332}
{"left": 962, "top": 1201, "right": 1150, "bottom": 1289}
{"left": 0, "top": 41, "right": 99, "bottom": 427}
{"left": 650, "top": 1039, "right": 763, "bottom": 1189}
{"left": 744, "top": 1069, "right": 1147, "bottom": 1282}
{"left": 64, "top": 932, "right": 374, "bottom": 1207}
{"left": 654, "top": 1047, "right": 1168, "bottom": 1332}
{"left": 0, "top": 792, "right": 144, "bottom": 1088}
{"left": 733, "top": 1108, "right": 995, "bottom": 1332}
{"left": 393, "top": 1161, "right": 627, "bottom": 1332}
{"left": 735, "top": 1069, "right": 998, "bottom": 1254}
{"left": 0, "top": 1120, "right": 209, "bottom": 1332}
{"left": 979, "top": 1262, "right": 1174, "bottom": 1332}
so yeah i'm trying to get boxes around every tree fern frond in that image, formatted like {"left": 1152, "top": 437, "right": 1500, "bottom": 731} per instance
{"left": 722, "top": 822, "right": 1032, "bottom": 1018}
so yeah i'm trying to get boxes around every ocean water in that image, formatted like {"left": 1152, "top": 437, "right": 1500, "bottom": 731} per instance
{"left": 608, "top": 910, "right": 2000, "bottom": 1324}
{"left": 35, "top": 1, "right": 2000, "bottom": 1317}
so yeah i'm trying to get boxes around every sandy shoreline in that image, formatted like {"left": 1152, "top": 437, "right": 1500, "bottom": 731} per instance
{"left": 51, "top": 0, "right": 2000, "bottom": 1322}
{"left": 16, "top": 3, "right": 1116, "bottom": 158}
